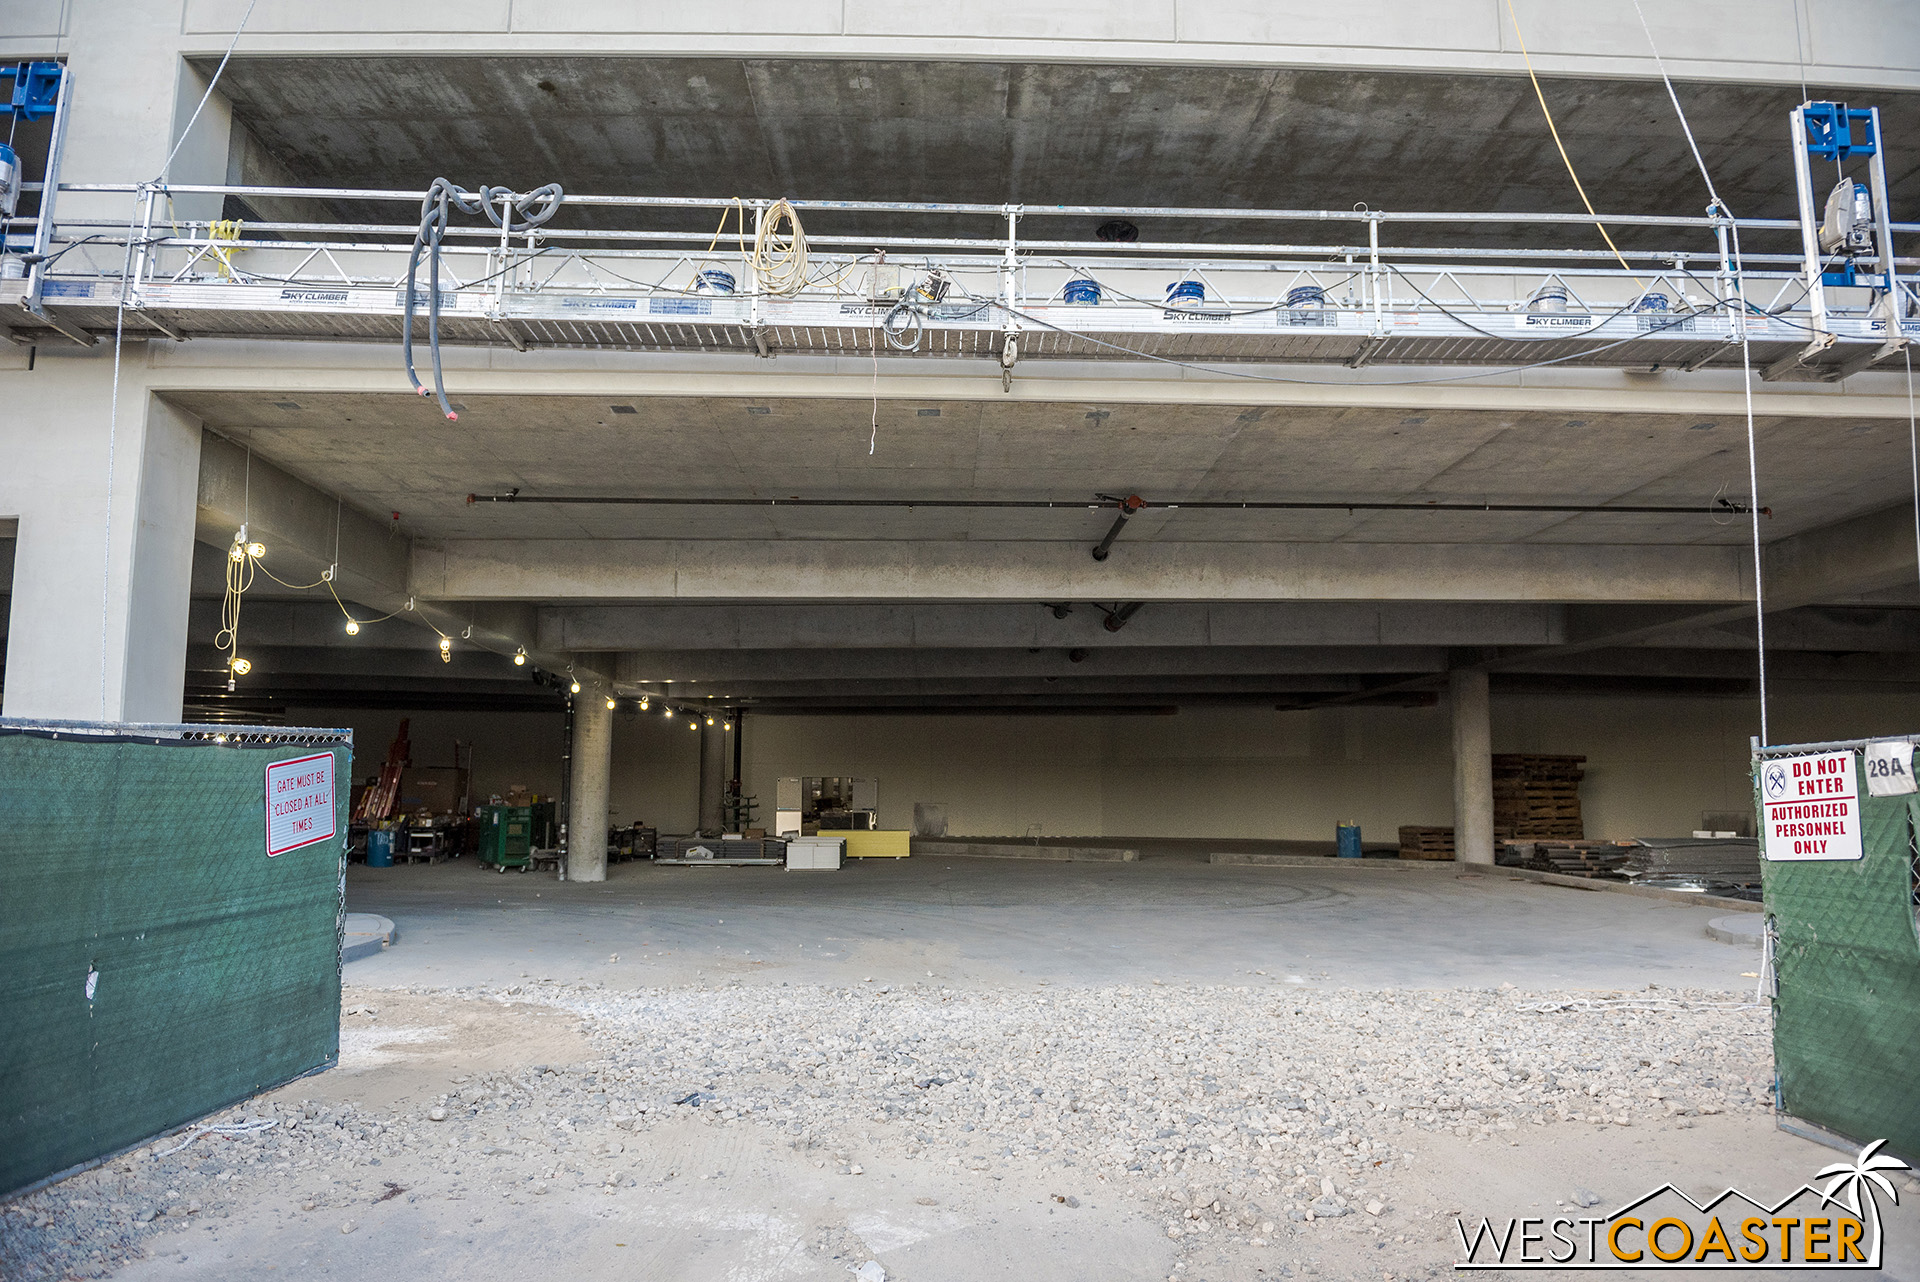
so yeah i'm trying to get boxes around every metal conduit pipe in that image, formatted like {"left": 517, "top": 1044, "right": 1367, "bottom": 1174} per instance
{"left": 466, "top": 491, "right": 1765, "bottom": 517}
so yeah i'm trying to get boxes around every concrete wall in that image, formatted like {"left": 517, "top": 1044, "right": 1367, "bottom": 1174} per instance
{"left": 283, "top": 702, "right": 703, "bottom": 832}
{"left": 4, "top": 1, "right": 1913, "bottom": 90}
{"left": 742, "top": 692, "right": 1920, "bottom": 842}
{"left": 289, "top": 690, "right": 1920, "bottom": 842}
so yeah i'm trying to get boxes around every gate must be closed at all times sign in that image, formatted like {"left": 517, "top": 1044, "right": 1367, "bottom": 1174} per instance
{"left": 1760, "top": 750, "right": 1863, "bottom": 862}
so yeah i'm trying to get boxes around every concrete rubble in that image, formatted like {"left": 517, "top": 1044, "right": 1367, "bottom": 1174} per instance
{"left": 0, "top": 980, "right": 1778, "bottom": 1280}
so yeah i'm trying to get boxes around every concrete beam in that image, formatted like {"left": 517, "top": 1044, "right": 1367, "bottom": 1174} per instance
{"left": 419, "top": 540, "right": 1748, "bottom": 605}
{"left": 548, "top": 602, "right": 1562, "bottom": 652}
{"left": 131, "top": 342, "right": 1920, "bottom": 422}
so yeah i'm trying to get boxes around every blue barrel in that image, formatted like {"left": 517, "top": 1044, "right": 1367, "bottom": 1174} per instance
{"left": 1063, "top": 278, "right": 1102, "bottom": 305}
{"left": 694, "top": 267, "right": 736, "bottom": 295}
{"left": 1335, "top": 823, "right": 1362, "bottom": 859}
{"left": 1165, "top": 279, "right": 1205, "bottom": 307}
{"left": 1287, "top": 285, "right": 1326, "bottom": 308}
{"left": 366, "top": 830, "right": 394, "bottom": 867}
{"left": 1633, "top": 291, "right": 1670, "bottom": 313}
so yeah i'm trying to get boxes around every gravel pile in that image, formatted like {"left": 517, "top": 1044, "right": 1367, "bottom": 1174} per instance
{"left": 1, "top": 981, "right": 1773, "bottom": 1280}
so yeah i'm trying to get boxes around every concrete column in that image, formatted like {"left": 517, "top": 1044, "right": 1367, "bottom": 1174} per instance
{"left": 567, "top": 685, "right": 612, "bottom": 882}
{"left": 698, "top": 721, "right": 728, "bottom": 832}
{"left": 1450, "top": 669, "right": 1494, "bottom": 865}
{"left": 57, "top": 2, "right": 233, "bottom": 224}
{"left": 1, "top": 372, "right": 202, "bottom": 722}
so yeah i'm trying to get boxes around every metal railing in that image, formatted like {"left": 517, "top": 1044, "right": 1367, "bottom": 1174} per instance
{"left": 5, "top": 181, "right": 1915, "bottom": 364}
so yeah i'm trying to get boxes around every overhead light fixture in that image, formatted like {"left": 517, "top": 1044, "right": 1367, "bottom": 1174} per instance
{"left": 606, "top": 697, "right": 617, "bottom": 710}
{"left": 228, "top": 656, "right": 252, "bottom": 676}
{"left": 345, "top": 619, "right": 360, "bottom": 636}
{"left": 513, "top": 647, "right": 527, "bottom": 666}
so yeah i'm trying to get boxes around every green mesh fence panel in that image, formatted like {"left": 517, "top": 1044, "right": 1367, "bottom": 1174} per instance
{"left": 0, "top": 727, "right": 349, "bottom": 1195}
{"left": 1762, "top": 746, "right": 1920, "bottom": 1159}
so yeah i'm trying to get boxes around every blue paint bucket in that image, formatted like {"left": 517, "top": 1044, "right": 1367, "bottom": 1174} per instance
{"left": 367, "top": 830, "right": 394, "bottom": 867}
{"left": 1165, "top": 279, "right": 1205, "bottom": 308}
{"left": 1336, "top": 823, "right": 1363, "bottom": 859}
{"left": 1063, "top": 278, "right": 1102, "bottom": 305}
{"left": 1287, "top": 285, "right": 1326, "bottom": 308}
{"left": 694, "top": 267, "right": 736, "bottom": 295}
{"left": 1633, "top": 292, "right": 1670, "bottom": 313}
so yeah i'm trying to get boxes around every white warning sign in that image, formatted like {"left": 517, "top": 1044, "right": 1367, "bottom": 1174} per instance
{"left": 1759, "top": 751, "right": 1862, "bottom": 862}
{"left": 265, "top": 751, "right": 337, "bottom": 857}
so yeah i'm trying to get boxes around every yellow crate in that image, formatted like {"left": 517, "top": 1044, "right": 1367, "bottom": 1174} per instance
{"left": 840, "top": 829, "right": 911, "bottom": 858}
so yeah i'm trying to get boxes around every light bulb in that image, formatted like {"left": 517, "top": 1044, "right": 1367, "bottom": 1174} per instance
{"left": 229, "top": 656, "right": 252, "bottom": 676}
{"left": 438, "top": 636, "right": 451, "bottom": 652}
{"left": 664, "top": 707, "right": 673, "bottom": 718}
{"left": 345, "top": 619, "right": 360, "bottom": 636}
{"left": 605, "top": 697, "right": 617, "bottom": 710}
{"left": 639, "top": 698, "right": 649, "bottom": 710}
{"left": 723, "top": 721, "right": 733, "bottom": 731}
{"left": 689, "top": 718, "right": 699, "bottom": 731}
{"left": 569, "top": 679, "right": 581, "bottom": 694}
{"left": 214, "top": 734, "right": 228, "bottom": 743}
{"left": 705, "top": 716, "right": 715, "bottom": 726}
{"left": 245, "top": 541, "right": 266, "bottom": 559}
{"left": 513, "top": 649, "right": 527, "bottom": 666}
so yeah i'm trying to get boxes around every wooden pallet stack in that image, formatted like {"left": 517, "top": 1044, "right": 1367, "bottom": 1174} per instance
{"left": 1398, "top": 825, "right": 1456, "bottom": 860}
{"left": 1492, "top": 754, "right": 1586, "bottom": 840}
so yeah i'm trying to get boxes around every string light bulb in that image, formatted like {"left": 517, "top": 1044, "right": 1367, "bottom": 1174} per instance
{"left": 345, "top": 619, "right": 360, "bottom": 636}
{"left": 513, "top": 647, "right": 527, "bottom": 666}
{"left": 639, "top": 697, "right": 649, "bottom": 710}
{"left": 569, "top": 678, "right": 581, "bottom": 694}
{"left": 663, "top": 707, "right": 673, "bottom": 719}
{"left": 438, "top": 635, "right": 452, "bottom": 663}
{"left": 705, "top": 715, "right": 715, "bottom": 726}
{"left": 723, "top": 720, "right": 733, "bottom": 731}
{"left": 605, "top": 696, "right": 617, "bottom": 710}
{"left": 689, "top": 718, "right": 699, "bottom": 731}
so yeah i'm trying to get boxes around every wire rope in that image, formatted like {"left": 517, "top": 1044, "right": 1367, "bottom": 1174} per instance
{"left": 1631, "top": 0, "right": 1769, "bottom": 746}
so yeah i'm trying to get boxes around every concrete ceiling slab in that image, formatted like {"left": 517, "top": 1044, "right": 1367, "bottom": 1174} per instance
{"left": 203, "top": 56, "right": 1920, "bottom": 252}
{"left": 168, "top": 390, "right": 1913, "bottom": 551}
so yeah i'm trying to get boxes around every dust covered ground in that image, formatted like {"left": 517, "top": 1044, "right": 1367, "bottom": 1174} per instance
{"left": 4, "top": 859, "right": 1917, "bottom": 1280}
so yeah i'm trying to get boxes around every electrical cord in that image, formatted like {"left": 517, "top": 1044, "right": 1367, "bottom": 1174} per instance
{"left": 751, "top": 198, "right": 809, "bottom": 296}
{"left": 404, "top": 178, "right": 563, "bottom": 419}
{"left": 995, "top": 297, "right": 1734, "bottom": 388}
{"left": 1505, "top": 0, "right": 1639, "bottom": 281}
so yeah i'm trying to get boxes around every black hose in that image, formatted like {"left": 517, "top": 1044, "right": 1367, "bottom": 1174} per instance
{"left": 404, "top": 178, "right": 563, "bottom": 418}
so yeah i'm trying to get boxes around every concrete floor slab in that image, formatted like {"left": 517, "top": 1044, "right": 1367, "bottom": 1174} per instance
{"left": 340, "top": 854, "right": 1758, "bottom": 993}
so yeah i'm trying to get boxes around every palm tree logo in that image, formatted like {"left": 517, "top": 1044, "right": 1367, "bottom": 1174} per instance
{"left": 1815, "top": 1139, "right": 1908, "bottom": 1233}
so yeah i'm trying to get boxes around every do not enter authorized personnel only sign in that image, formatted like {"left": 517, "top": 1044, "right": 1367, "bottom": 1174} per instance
{"left": 1760, "top": 751, "right": 1862, "bottom": 862}
{"left": 265, "top": 751, "right": 337, "bottom": 857}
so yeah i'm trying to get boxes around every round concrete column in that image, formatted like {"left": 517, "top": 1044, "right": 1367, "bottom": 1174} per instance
{"left": 1450, "top": 669, "right": 1494, "bottom": 865}
{"left": 568, "top": 685, "right": 613, "bottom": 882}
{"left": 698, "top": 721, "right": 728, "bottom": 832}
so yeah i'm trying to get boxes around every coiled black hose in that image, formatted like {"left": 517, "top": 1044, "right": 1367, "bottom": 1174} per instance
{"left": 403, "top": 178, "right": 563, "bottom": 418}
